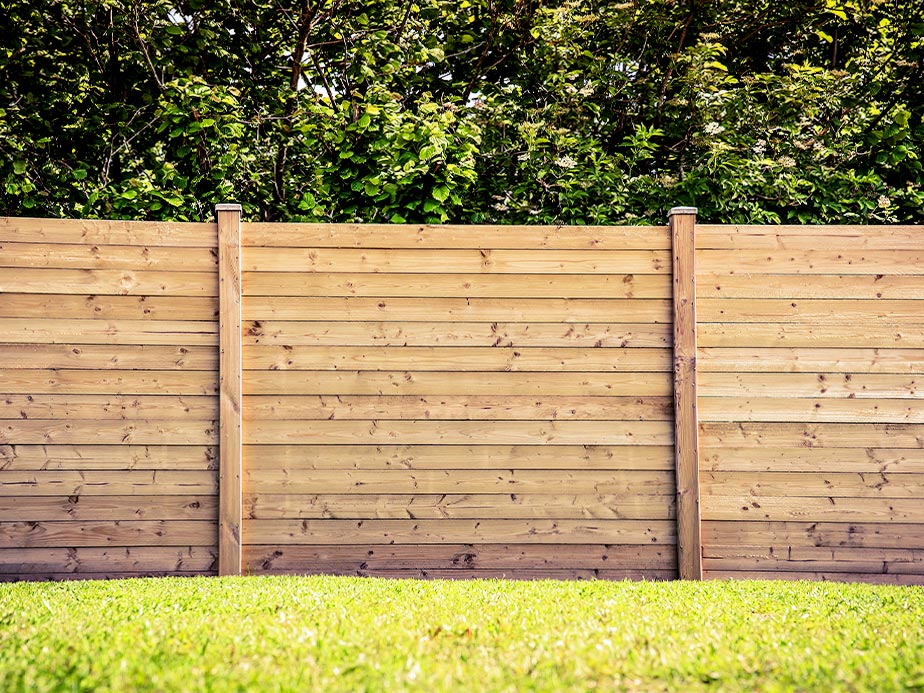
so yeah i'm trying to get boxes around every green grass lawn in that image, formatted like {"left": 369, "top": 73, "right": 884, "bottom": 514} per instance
{"left": 1, "top": 576, "right": 922, "bottom": 692}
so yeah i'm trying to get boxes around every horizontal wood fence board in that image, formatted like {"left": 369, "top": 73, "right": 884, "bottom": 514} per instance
{"left": 0, "top": 217, "right": 217, "bottom": 248}
{"left": 698, "top": 299, "right": 924, "bottom": 324}
{"left": 699, "top": 323, "right": 924, "bottom": 349}
{"left": 697, "top": 249, "right": 924, "bottom": 275}
{"left": 0, "top": 268, "right": 218, "bottom": 296}
{"left": 242, "top": 297, "right": 673, "bottom": 323}
{"left": 243, "top": 543, "right": 676, "bottom": 572}
{"left": 702, "top": 495, "right": 924, "bottom": 523}
{"left": 242, "top": 223, "right": 670, "bottom": 249}
{"left": 243, "top": 370, "right": 673, "bottom": 396}
{"left": 0, "top": 470, "right": 218, "bottom": 496}
{"left": 0, "top": 294, "right": 218, "bottom": 320}
{"left": 697, "top": 274, "right": 924, "bottom": 299}
{"left": 698, "top": 372, "right": 923, "bottom": 398}
{"left": 245, "top": 420, "right": 673, "bottom": 446}
{"left": 702, "top": 447, "right": 924, "bottom": 474}
{"left": 703, "top": 520, "right": 924, "bottom": 549}
{"left": 707, "top": 570, "right": 923, "bottom": 585}
{"left": 0, "top": 546, "right": 218, "bottom": 573}
{"left": 700, "top": 347, "right": 924, "bottom": 374}
{"left": 246, "top": 469, "right": 675, "bottom": 495}
{"left": 0, "top": 520, "right": 217, "bottom": 547}
{"left": 705, "top": 544, "right": 924, "bottom": 565}
{"left": 0, "top": 420, "right": 217, "bottom": 445}
{"left": 697, "top": 225, "right": 924, "bottom": 251}
{"left": 244, "top": 568, "right": 677, "bottom": 581}
{"left": 243, "top": 346, "right": 672, "bottom": 372}
{"left": 0, "top": 571, "right": 218, "bottom": 582}
{"left": 0, "top": 495, "right": 218, "bottom": 521}
{"left": 704, "top": 558, "right": 924, "bottom": 577}
{"left": 700, "top": 423, "right": 924, "bottom": 449}
{"left": 0, "top": 242, "right": 218, "bottom": 271}
{"left": 0, "top": 344, "right": 216, "bottom": 371}
{"left": 244, "top": 519, "right": 676, "bottom": 545}
{"left": 699, "top": 397, "right": 924, "bottom": 424}
{"left": 242, "top": 272, "right": 672, "bottom": 298}
{"left": 0, "top": 395, "right": 219, "bottom": 421}
{"left": 0, "top": 318, "right": 219, "bottom": 346}
{"left": 243, "top": 248, "right": 671, "bottom": 274}
{"left": 245, "top": 493, "right": 675, "bottom": 520}
{"left": 701, "top": 471, "right": 924, "bottom": 498}
{"left": 0, "top": 369, "right": 219, "bottom": 395}
{"left": 243, "top": 444, "right": 674, "bottom": 471}
{"left": 243, "top": 321, "right": 672, "bottom": 349}
{"left": 242, "top": 395, "right": 674, "bottom": 422}
{"left": 0, "top": 444, "right": 218, "bottom": 471}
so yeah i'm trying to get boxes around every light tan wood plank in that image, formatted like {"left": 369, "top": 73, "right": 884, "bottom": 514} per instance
{"left": 0, "top": 546, "right": 217, "bottom": 573}
{"left": 243, "top": 248, "right": 671, "bottom": 274}
{"left": 0, "top": 344, "right": 216, "bottom": 371}
{"left": 701, "top": 471, "right": 924, "bottom": 499}
{"left": 244, "top": 346, "right": 672, "bottom": 372}
{"left": 0, "top": 395, "right": 218, "bottom": 421}
{"left": 703, "top": 495, "right": 924, "bottom": 523}
{"left": 246, "top": 493, "right": 674, "bottom": 520}
{"left": 245, "top": 419, "right": 673, "bottom": 446}
{"left": 243, "top": 395, "right": 673, "bottom": 421}
{"left": 699, "top": 323, "right": 924, "bottom": 349}
{"left": 243, "top": 370, "right": 672, "bottom": 396}
{"left": 0, "top": 470, "right": 217, "bottom": 496}
{"left": 0, "top": 420, "right": 217, "bottom": 445}
{"left": 244, "top": 519, "right": 675, "bottom": 545}
{"left": 243, "top": 321, "right": 672, "bottom": 348}
{"left": 0, "top": 520, "right": 217, "bottom": 547}
{"left": 242, "top": 297, "right": 672, "bottom": 323}
{"left": 0, "top": 241, "right": 217, "bottom": 270}
{"left": 250, "top": 567, "right": 676, "bottom": 581}
{"left": 243, "top": 272, "right": 671, "bottom": 298}
{"left": 702, "top": 447, "right": 924, "bottom": 474}
{"left": 704, "top": 570, "right": 922, "bottom": 585}
{"left": 0, "top": 444, "right": 217, "bottom": 471}
{"left": 0, "top": 294, "right": 217, "bottom": 320}
{"left": 699, "top": 397, "right": 924, "bottom": 424}
{"left": 0, "top": 318, "right": 218, "bottom": 346}
{"left": 0, "top": 268, "right": 217, "bottom": 296}
{"left": 698, "top": 274, "right": 924, "bottom": 299}
{"left": 699, "top": 372, "right": 923, "bottom": 398}
{"left": 0, "top": 495, "right": 217, "bottom": 521}
{"left": 0, "top": 369, "right": 218, "bottom": 395}
{"left": 697, "top": 225, "right": 924, "bottom": 251}
{"left": 247, "top": 469, "right": 674, "bottom": 495}
{"left": 699, "top": 348, "right": 924, "bottom": 374}
{"left": 0, "top": 217, "right": 216, "bottom": 247}
{"left": 700, "top": 422, "right": 924, "bottom": 449}
{"left": 698, "top": 249, "right": 924, "bottom": 275}
{"left": 703, "top": 520, "right": 924, "bottom": 550}
{"left": 243, "top": 444, "right": 674, "bottom": 471}
{"left": 244, "top": 543, "right": 675, "bottom": 571}
{"left": 242, "top": 223, "right": 670, "bottom": 249}
{"left": 0, "top": 571, "right": 215, "bottom": 581}
{"left": 699, "top": 298, "right": 923, "bottom": 324}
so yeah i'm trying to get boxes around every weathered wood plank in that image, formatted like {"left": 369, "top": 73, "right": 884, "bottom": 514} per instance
{"left": 0, "top": 369, "right": 218, "bottom": 395}
{"left": 0, "top": 395, "right": 218, "bottom": 421}
{"left": 699, "top": 348, "right": 924, "bottom": 374}
{"left": 702, "top": 495, "right": 924, "bottom": 523}
{"left": 242, "top": 395, "right": 673, "bottom": 421}
{"left": 246, "top": 567, "right": 677, "bottom": 581}
{"left": 702, "top": 520, "right": 924, "bottom": 549}
{"left": 0, "top": 241, "right": 217, "bottom": 270}
{"left": 242, "top": 297, "right": 672, "bottom": 323}
{"left": 0, "top": 470, "right": 218, "bottom": 496}
{"left": 0, "top": 318, "right": 218, "bottom": 346}
{"left": 243, "top": 321, "right": 672, "bottom": 348}
{"left": 0, "top": 495, "right": 218, "bottom": 521}
{"left": 700, "top": 423, "right": 924, "bottom": 449}
{"left": 697, "top": 274, "right": 924, "bottom": 300}
{"left": 698, "top": 249, "right": 924, "bottom": 275}
{"left": 0, "top": 268, "right": 217, "bottom": 296}
{"left": 703, "top": 570, "right": 923, "bottom": 585}
{"left": 0, "top": 344, "right": 216, "bottom": 370}
{"left": 704, "top": 543, "right": 924, "bottom": 570}
{"left": 701, "top": 471, "right": 924, "bottom": 499}
{"left": 699, "top": 298, "right": 924, "bottom": 324}
{"left": 0, "top": 420, "right": 217, "bottom": 445}
{"left": 0, "top": 217, "right": 216, "bottom": 247}
{"left": 243, "top": 346, "right": 672, "bottom": 372}
{"left": 0, "top": 294, "right": 218, "bottom": 320}
{"left": 698, "top": 372, "right": 923, "bottom": 399}
{"left": 0, "top": 546, "right": 217, "bottom": 573}
{"left": 243, "top": 370, "right": 672, "bottom": 396}
{"left": 0, "top": 571, "right": 216, "bottom": 581}
{"left": 243, "top": 248, "right": 671, "bottom": 274}
{"left": 0, "top": 520, "right": 217, "bottom": 547}
{"left": 0, "top": 444, "right": 217, "bottom": 471}
{"left": 699, "top": 323, "right": 924, "bottom": 349}
{"left": 697, "top": 225, "right": 924, "bottom": 251}
{"left": 701, "top": 446, "right": 924, "bottom": 474}
{"left": 243, "top": 444, "right": 674, "bottom": 471}
{"left": 699, "top": 397, "right": 924, "bottom": 424}
{"left": 246, "top": 469, "right": 675, "bottom": 495}
{"left": 245, "top": 493, "right": 675, "bottom": 520}
{"left": 244, "top": 419, "right": 673, "bottom": 446}
{"left": 244, "top": 519, "right": 676, "bottom": 545}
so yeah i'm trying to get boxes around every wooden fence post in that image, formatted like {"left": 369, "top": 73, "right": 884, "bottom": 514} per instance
{"left": 217, "top": 203, "right": 243, "bottom": 576}
{"left": 669, "top": 206, "right": 703, "bottom": 580}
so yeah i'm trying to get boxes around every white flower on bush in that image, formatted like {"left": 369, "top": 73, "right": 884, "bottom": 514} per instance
{"left": 753, "top": 139, "right": 767, "bottom": 156}
{"left": 878, "top": 195, "right": 891, "bottom": 208}
{"left": 779, "top": 156, "right": 796, "bottom": 168}
{"left": 704, "top": 122, "right": 725, "bottom": 135}
{"left": 554, "top": 155, "right": 578, "bottom": 169}
{"left": 517, "top": 152, "right": 529, "bottom": 162}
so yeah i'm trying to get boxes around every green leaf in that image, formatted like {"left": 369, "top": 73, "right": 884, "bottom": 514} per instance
{"left": 432, "top": 185, "right": 450, "bottom": 202}
{"left": 12, "top": 161, "right": 26, "bottom": 175}
{"left": 73, "top": 169, "right": 87, "bottom": 180}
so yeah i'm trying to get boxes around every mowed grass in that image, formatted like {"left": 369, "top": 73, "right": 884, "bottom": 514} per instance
{"left": 1, "top": 576, "right": 923, "bottom": 692}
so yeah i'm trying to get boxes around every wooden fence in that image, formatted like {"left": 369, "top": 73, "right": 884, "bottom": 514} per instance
{"left": 1, "top": 209, "right": 922, "bottom": 584}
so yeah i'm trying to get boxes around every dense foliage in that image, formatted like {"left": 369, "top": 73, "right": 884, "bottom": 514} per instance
{"left": 1, "top": 0, "right": 922, "bottom": 223}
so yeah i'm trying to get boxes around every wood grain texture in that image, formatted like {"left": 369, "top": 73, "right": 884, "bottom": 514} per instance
{"left": 0, "top": 419, "right": 217, "bottom": 445}
{"left": 0, "top": 217, "right": 216, "bottom": 247}
{"left": 0, "top": 369, "right": 218, "bottom": 395}
{"left": 0, "top": 395, "right": 218, "bottom": 421}
{"left": 0, "top": 546, "right": 217, "bottom": 573}
{"left": 697, "top": 273, "right": 924, "bottom": 299}
{"left": 698, "top": 372, "right": 923, "bottom": 398}
{"left": 698, "top": 249, "right": 924, "bottom": 275}
{"left": 0, "top": 344, "right": 216, "bottom": 370}
{"left": 700, "top": 423, "right": 924, "bottom": 448}
{"left": 0, "top": 444, "right": 218, "bottom": 471}
{"left": 702, "top": 495, "right": 924, "bottom": 523}
{"left": 699, "top": 323, "right": 924, "bottom": 349}
{"left": 699, "top": 298, "right": 924, "bottom": 324}
{"left": 701, "top": 471, "right": 924, "bottom": 498}
{"left": 703, "top": 520, "right": 924, "bottom": 549}
{"left": 0, "top": 520, "right": 217, "bottom": 547}
{"left": 701, "top": 446, "right": 924, "bottom": 474}
{"left": 0, "top": 268, "right": 217, "bottom": 296}
{"left": 0, "top": 495, "right": 218, "bottom": 521}
{"left": 0, "top": 294, "right": 218, "bottom": 320}
{"left": 0, "top": 318, "right": 218, "bottom": 346}
{"left": 0, "top": 470, "right": 218, "bottom": 496}
{"left": 699, "top": 397, "right": 924, "bottom": 423}
{"left": 0, "top": 241, "right": 217, "bottom": 270}
{"left": 697, "top": 225, "right": 924, "bottom": 251}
